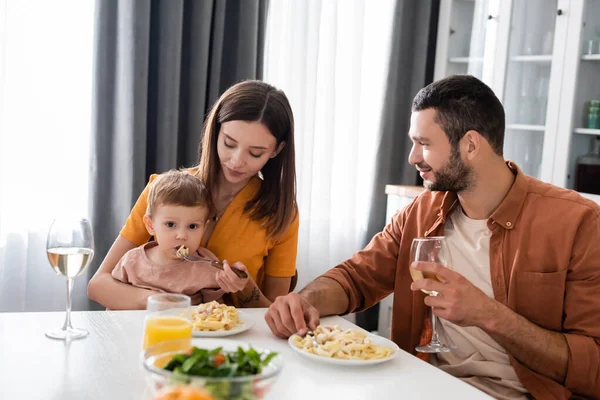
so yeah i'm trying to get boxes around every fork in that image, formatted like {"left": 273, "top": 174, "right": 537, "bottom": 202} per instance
{"left": 299, "top": 329, "right": 318, "bottom": 347}
{"left": 176, "top": 249, "right": 248, "bottom": 279}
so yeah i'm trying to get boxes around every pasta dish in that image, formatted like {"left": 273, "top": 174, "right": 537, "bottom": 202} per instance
{"left": 290, "top": 325, "right": 395, "bottom": 360}
{"left": 192, "top": 301, "right": 241, "bottom": 331}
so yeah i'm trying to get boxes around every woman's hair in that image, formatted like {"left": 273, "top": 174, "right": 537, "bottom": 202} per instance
{"left": 147, "top": 170, "right": 212, "bottom": 217}
{"left": 196, "top": 80, "right": 297, "bottom": 239}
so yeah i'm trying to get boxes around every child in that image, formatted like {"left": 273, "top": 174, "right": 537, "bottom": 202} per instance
{"left": 112, "top": 170, "right": 226, "bottom": 304}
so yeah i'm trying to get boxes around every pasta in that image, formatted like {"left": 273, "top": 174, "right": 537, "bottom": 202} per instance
{"left": 191, "top": 301, "right": 241, "bottom": 331}
{"left": 290, "top": 325, "right": 395, "bottom": 360}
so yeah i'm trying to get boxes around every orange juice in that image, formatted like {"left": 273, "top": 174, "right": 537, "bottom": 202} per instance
{"left": 143, "top": 316, "right": 192, "bottom": 350}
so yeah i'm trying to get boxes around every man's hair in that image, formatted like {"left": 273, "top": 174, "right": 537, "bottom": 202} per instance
{"left": 412, "top": 75, "right": 505, "bottom": 155}
{"left": 146, "top": 170, "right": 211, "bottom": 216}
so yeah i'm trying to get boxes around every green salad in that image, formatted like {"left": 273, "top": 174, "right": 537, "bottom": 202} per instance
{"left": 164, "top": 346, "right": 278, "bottom": 377}
{"left": 161, "top": 346, "right": 279, "bottom": 400}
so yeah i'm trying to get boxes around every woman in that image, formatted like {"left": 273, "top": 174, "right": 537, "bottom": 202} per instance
{"left": 88, "top": 80, "right": 299, "bottom": 309}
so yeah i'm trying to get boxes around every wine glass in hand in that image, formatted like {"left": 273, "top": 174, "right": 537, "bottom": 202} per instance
{"left": 46, "top": 218, "right": 94, "bottom": 340}
{"left": 410, "top": 236, "right": 455, "bottom": 353}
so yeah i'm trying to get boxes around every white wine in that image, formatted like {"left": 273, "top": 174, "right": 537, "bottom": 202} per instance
{"left": 409, "top": 268, "right": 444, "bottom": 296}
{"left": 47, "top": 247, "right": 94, "bottom": 278}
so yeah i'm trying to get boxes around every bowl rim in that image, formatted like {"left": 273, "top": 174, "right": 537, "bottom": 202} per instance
{"left": 142, "top": 338, "right": 284, "bottom": 383}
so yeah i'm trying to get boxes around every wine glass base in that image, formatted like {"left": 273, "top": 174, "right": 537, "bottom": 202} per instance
{"left": 45, "top": 327, "right": 89, "bottom": 340}
{"left": 415, "top": 343, "right": 456, "bottom": 353}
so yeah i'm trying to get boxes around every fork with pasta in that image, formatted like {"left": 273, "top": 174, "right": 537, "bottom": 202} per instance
{"left": 290, "top": 325, "right": 395, "bottom": 360}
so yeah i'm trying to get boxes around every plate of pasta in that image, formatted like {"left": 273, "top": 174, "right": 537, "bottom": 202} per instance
{"left": 288, "top": 325, "right": 400, "bottom": 366}
{"left": 191, "top": 301, "right": 254, "bottom": 337}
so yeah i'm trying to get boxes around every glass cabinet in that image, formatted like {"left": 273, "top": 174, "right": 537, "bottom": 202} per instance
{"left": 434, "top": 0, "right": 600, "bottom": 202}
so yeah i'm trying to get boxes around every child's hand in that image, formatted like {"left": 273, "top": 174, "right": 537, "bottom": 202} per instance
{"left": 215, "top": 260, "right": 249, "bottom": 293}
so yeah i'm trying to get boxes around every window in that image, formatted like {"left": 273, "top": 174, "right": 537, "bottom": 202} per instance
{"left": 0, "top": 0, "right": 95, "bottom": 311}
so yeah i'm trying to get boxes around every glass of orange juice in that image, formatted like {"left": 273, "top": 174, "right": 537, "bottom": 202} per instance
{"left": 143, "top": 294, "right": 192, "bottom": 351}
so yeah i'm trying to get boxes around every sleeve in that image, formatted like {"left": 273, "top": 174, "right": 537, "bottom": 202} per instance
{"left": 321, "top": 206, "right": 405, "bottom": 314}
{"left": 264, "top": 212, "right": 299, "bottom": 278}
{"left": 111, "top": 251, "right": 132, "bottom": 284}
{"left": 119, "top": 174, "right": 158, "bottom": 246}
{"left": 562, "top": 212, "right": 600, "bottom": 397}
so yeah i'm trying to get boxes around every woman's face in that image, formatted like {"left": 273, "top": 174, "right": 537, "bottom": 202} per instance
{"left": 217, "top": 120, "right": 283, "bottom": 184}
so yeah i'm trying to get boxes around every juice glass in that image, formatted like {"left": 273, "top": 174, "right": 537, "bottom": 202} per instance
{"left": 143, "top": 294, "right": 192, "bottom": 351}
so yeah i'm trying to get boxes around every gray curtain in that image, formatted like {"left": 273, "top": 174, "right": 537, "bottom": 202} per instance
{"left": 356, "top": 0, "right": 435, "bottom": 330}
{"left": 87, "top": 0, "right": 268, "bottom": 310}
{"left": 365, "top": 0, "right": 435, "bottom": 244}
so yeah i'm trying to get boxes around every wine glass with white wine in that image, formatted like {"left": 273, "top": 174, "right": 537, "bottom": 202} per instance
{"left": 410, "top": 236, "right": 455, "bottom": 353}
{"left": 46, "top": 218, "right": 94, "bottom": 340}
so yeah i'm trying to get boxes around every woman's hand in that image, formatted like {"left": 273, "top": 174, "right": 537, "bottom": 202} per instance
{"left": 215, "top": 260, "right": 250, "bottom": 293}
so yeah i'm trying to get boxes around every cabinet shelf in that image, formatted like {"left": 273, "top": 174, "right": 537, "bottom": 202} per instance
{"left": 506, "top": 124, "right": 546, "bottom": 132}
{"left": 581, "top": 54, "right": 600, "bottom": 61}
{"left": 574, "top": 128, "right": 600, "bottom": 135}
{"left": 509, "top": 55, "right": 553, "bottom": 62}
{"left": 580, "top": 192, "right": 600, "bottom": 203}
{"left": 448, "top": 57, "right": 483, "bottom": 63}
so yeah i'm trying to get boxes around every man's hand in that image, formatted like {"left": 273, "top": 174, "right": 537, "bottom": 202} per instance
{"left": 410, "top": 261, "right": 498, "bottom": 328}
{"left": 265, "top": 293, "right": 320, "bottom": 338}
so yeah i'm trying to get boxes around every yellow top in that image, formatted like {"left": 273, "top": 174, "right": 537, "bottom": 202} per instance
{"left": 120, "top": 171, "right": 299, "bottom": 288}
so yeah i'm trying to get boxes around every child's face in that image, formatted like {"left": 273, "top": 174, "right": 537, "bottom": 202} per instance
{"left": 146, "top": 204, "right": 210, "bottom": 259}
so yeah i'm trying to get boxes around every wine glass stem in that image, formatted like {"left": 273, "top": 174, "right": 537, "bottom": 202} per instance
{"left": 62, "top": 278, "right": 74, "bottom": 331}
{"left": 430, "top": 306, "right": 442, "bottom": 346}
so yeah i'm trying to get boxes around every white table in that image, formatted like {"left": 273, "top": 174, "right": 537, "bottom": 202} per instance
{"left": 0, "top": 309, "right": 490, "bottom": 399}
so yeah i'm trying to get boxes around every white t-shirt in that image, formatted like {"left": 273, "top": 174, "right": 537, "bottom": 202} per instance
{"left": 429, "top": 207, "right": 529, "bottom": 400}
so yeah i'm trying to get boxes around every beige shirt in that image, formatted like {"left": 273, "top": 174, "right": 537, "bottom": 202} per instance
{"left": 430, "top": 207, "right": 528, "bottom": 399}
{"left": 112, "top": 242, "right": 224, "bottom": 303}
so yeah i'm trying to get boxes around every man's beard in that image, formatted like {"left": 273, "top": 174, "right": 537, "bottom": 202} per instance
{"left": 424, "top": 149, "right": 474, "bottom": 192}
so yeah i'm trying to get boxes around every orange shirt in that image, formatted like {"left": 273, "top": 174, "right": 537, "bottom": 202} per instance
{"left": 120, "top": 172, "right": 299, "bottom": 289}
{"left": 324, "top": 163, "right": 600, "bottom": 399}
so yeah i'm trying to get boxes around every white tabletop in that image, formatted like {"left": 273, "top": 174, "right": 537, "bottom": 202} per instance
{"left": 0, "top": 309, "right": 490, "bottom": 399}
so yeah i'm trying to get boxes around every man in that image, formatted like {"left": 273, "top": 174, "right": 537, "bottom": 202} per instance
{"left": 265, "top": 75, "right": 600, "bottom": 399}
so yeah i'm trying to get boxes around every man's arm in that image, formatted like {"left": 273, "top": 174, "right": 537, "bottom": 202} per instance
{"left": 482, "top": 301, "right": 568, "bottom": 382}
{"left": 299, "top": 276, "right": 350, "bottom": 317}
{"left": 265, "top": 206, "right": 408, "bottom": 338}
{"left": 414, "top": 263, "right": 569, "bottom": 382}
{"left": 318, "top": 206, "right": 407, "bottom": 314}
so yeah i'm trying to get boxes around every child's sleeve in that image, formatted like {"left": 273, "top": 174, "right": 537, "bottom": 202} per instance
{"left": 111, "top": 252, "right": 131, "bottom": 283}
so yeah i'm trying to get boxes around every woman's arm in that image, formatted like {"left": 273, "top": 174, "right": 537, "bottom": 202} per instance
{"left": 259, "top": 215, "right": 299, "bottom": 304}
{"left": 87, "top": 235, "right": 158, "bottom": 309}
{"left": 215, "top": 262, "right": 288, "bottom": 307}
{"left": 262, "top": 275, "right": 292, "bottom": 302}
{"left": 235, "top": 278, "right": 274, "bottom": 308}
{"left": 228, "top": 275, "right": 291, "bottom": 308}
